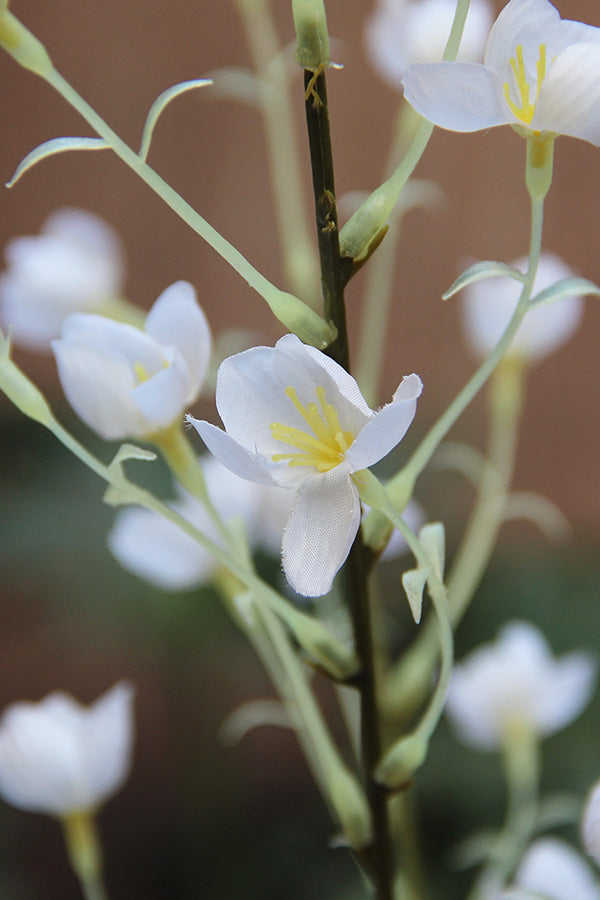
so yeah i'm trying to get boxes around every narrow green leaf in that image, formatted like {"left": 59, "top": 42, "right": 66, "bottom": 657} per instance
{"left": 207, "top": 66, "right": 265, "bottom": 108}
{"left": 6, "top": 137, "right": 109, "bottom": 187}
{"left": 442, "top": 261, "right": 526, "bottom": 300}
{"left": 220, "top": 700, "right": 291, "bottom": 746}
{"left": 529, "top": 276, "right": 600, "bottom": 309}
{"left": 402, "top": 568, "right": 428, "bottom": 624}
{"left": 139, "top": 78, "right": 212, "bottom": 161}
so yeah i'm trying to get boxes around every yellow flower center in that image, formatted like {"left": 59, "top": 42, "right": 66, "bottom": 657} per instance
{"left": 503, "top": 43, "right": 547, "bottom": 125}
{"left": 270, "top": 385, "right": 354, "bottom": 472}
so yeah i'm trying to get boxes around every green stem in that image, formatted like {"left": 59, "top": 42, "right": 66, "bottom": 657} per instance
{"left": 62, "top": 812, "right": 109, "bottom": 900}
{"left": 235, "top": 0, "right": 320, "bottom": 308}
{"left": 382, "top": 358, "right": 524, "bottom": 719}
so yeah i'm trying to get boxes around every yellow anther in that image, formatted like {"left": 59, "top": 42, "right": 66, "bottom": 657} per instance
{"left": 134, "top": 361, "right": 149, "bottom": 383}
{"left": 503, "top": 43, "right": 548, "bottom": 126}
{"left": 270, "top": 385, "right": 354, "bottom": 472}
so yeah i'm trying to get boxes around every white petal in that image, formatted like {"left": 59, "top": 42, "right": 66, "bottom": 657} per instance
{"left": 484, "top": 0, "right": 561, "bottom": 74}
{"left": 582, "top": 780, "right": 600, "bottom": 867}
{"left": 77, "top": 683, "right": 135, "bottom": 809}
{"left": 514, "top": 838, "right": 600, "bottom": 900}
{"left": 108, "top": 503, "right": 217, "bottom": 590}
{"left": 535, "top": 652, "right": 597, "bottom": 735}
{"left": 187, "top": 417, "right": 278, "bottom": 485}
{"left": 43, "top": 208, "right": 124, "bottom": 277}
{"left": 131, "top": 350, "right": 190, "bottom": 429}
{"left": 402, "top": 62, "right": 510, "bottom": 131}
{"left": 52, "top": 338, "right": 147, "bottom": 439}
{"left": 144, "top": 281, "right": 212, "bottom": 401}
{"left": 534, "top": 43, "right": 600, "bottom": 144}
{"left": 281, "top": 467, "right": 360, "bottom": 596}
{"left": 346, "top": 374, "right": 422, "bottom": 470}
{"left": 60, "top": 314, "right": 165, "bottom": 374}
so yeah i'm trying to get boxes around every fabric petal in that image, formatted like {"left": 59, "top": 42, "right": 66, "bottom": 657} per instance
{"left": 484, "top": 0, "right": 561, "bottom": 74}
{"left": 402, "top": 62, "right": 510, "bottom": 131}
{"left": 281, "top": 466, "right": 360, "bottom": 596}
{"left": 187, "top": 417, "right": 278, "bottom": 485}
{"left": 144, "top": 281, "right": 212, "bottom": 401}
{"left": 346, "top": 374, "right": 422, "bottom": 470}
{"left": 79, "top": 683, "right": 134, "bottom": 808}
{"left": 534, "top": 43, "right": 600, "bottom": 144}
{"left": 60, "top": 314, "right": 165, "bottom": 374}
{"left": 131, "top": 350, "right": 190, "bottom": 429}
{"left": 536, "top": 653, "right": 597, "bottom": 735}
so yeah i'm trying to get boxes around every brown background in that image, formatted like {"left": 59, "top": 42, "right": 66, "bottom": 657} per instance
{"left": 0, "top": 2, "right": 599, "bottom": 899}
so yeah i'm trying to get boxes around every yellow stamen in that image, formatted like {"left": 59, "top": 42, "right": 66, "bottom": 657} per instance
{"left": 270, "top": 385, "right": 354, "bottom": 472}
{"left": 503, "top": 43, "right": 548, "bottom": 125}
{"left": 134, "top": 361, "right": 148, "bottom": 383}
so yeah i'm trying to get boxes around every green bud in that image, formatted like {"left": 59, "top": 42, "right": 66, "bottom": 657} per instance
{"left": 376, "top": 733, "right": 428, "bottom": 789}
{"left": 287, "top": 607, "right": 359, "bottom": 681}
{"left": 262, "top": 286, "right": 336, "bottom": 349}
{"left": 328, "top": 765, "right": 372, "bottom": 850}
{"left": 339, "top": 179, "right": 396, "bottom": 263}
{"left": 0, "top": 330, "right": 54, "bottom": 427}
{"left": 292, "top": 0, "right": 330, "bottom": 71}
{"left": 0, "top": 10, "right": 52, "bottom": 77}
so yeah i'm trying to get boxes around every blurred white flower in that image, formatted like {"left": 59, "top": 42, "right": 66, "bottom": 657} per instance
{"left": 500, "top": 838, "right": 600, "bottom": 900}
{"left": 0, "top": 208, "right": 124, "bottom": 351}
{"left": 445, "top": 621, "right": 596, "bottom": 750}
{"left": 52, "top": 280, "right": 211, "bottom": 440}
{"left": 187, "top": 333, "right": 422, "bottom": 597}
{"left": 0, "top": 682, "right": 134, "bottom": 816}
{"left": 365, "top": 0, "right": 493, "bottom": 88}
{"left": 582, "top": 778, "right": 600, "bottom": 866}
{"left": 461, "top": 252, "right": 584, "bottom": 362}
{"left": 402, "top": 0, "right": 600, "bottom": 144}
{"left": 108, "top": 455, "right": 291, "bottom": 591}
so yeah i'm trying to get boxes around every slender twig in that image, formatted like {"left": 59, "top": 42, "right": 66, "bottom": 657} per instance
{"left": 302, "top": 64, "right": 395, "bottom": 900}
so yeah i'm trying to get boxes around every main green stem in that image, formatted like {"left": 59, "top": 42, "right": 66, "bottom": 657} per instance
{"left": 302, "top": 66, "right": 395, "bottom": 899}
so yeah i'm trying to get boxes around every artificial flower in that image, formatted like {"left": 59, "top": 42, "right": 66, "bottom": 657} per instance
{"left": 187, "top": 333, "right": 422, "bottom": 596}
{"left": 365, "top": 0, "right": 492, "bottom": 88}
{"left": 461, "top": 251, "right": 583, "bottom": 362}
{"left": 52, "top": 280, "right": 211, "bottom": 440}
{"left": 402, "top": 0, "right": 600, "bottom": 144}
{"left": 500, "top": 838, "right": 600, "bottom": 900}
{"left": 445, "top": 621, "right": 596, "bottom": 750}
{"left": 108, "top": 455, "right": 290, "bottom": 591}
{"left": 0, "top": 208, "right": 124, "bottom": 350}
{"left": 0, "top": 682, "right": 134, "bottom": 816}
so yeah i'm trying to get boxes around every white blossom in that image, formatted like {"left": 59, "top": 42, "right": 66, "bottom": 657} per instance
{"left": 0, "top": 208, "right": 124, "bottom": 351}
{"left": 365, "top": 0, "right": 492, "bottom": 88}
{"left": 445, "top": 621, "right": 596, "bottom": 750}
{"left": 0, "top": 683, "right": 134, "bottom": 816}
{"left": 52, "top": 280, "right": 211, "bottom": 440}
{"left": 402, "top": 0, "right": 600, "bottom": 144}
{"left": 582, "top": 779, "right": 600, "bottom": 867}
{"left": 499, "top": 838, "right": 600, "bottom": 900}
{"left": 462, "top": 252, "right": 584, "bottom": 362}
{"left": 108, "top": 455, "right": 291, "bottom": 591}
{"left": 187, "top": 333, "right": 422, "bottom": 597}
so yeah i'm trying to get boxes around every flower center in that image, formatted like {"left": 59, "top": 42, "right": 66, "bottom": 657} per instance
{"left": 270, "top": 385, "right": 354, "bottom": 472}
{"left": 503, "top": 43, "right": 547, "bottom": 125}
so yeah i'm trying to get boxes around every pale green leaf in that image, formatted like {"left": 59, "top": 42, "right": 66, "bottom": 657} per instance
{"left": 219, "top": 700, "right": 291, "bottom": 746}
{"left": 139, "top": 78, "right": 212, "bottom": 161}
{"left": 6, "top": 137, "right": 109, "bottom": 187}
{"left": 402, "top": 568, "right": 428, "bottom": 624}
{"left": 529, "top": 276, "right": 600, "bottom": 309}
{"left": 504, "top": 491, "right": 572, "bottom": 542}
{"left": 207, "top": 66, "right": 265, "bottom": 107}
{"left": 442, "top": 261, "right": 526, "bottom": 300}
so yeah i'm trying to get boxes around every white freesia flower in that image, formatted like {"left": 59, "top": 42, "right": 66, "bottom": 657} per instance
{"left": 0, "top": 682, "right": 134, "bottom": 816}
{"left": 445, "top": 621, "right": 596, "bottom": 750}
{"left": 462, "top": 252, "right": 584, "bottom": 362}
{"left": 0, "top": 208, "right": 124, "bottom": 351}
{"left": 365, "top": 0, "right": 492, "bottom": 88}
{"left": 187, "top": 333, "right": 423, "bottom": 597}
{"left": 108, "top": 455, "right": 291, "bottom": 591}
{"left": 499, "top": 838, "right": 600, "bottom": 900}
{"left": 402, "top": 0, "right": 600, "bottom": 144}
{"left": 52, "top": 280, "right": 211, "bottom": 440}
{"left": 582, "top": 779, "right": 600, "bottom": 866}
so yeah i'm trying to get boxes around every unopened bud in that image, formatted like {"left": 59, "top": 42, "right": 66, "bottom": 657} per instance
{"left": 0, "top": 10, "right": 52, "bottom": 77}
{"left": 292, "top": 0, "right": 330, "bottom": 71}
{"left": 376, "top": 733, "right": 428, "bottom": 789}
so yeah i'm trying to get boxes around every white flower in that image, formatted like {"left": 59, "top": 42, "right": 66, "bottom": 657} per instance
{"left": 402, "top": 0, "right": 600, "bottom": 144}
{"left": 52, "top": 281, "right": 211, "bottom": 440}
{"left": 445, "top": 621, "right": 596, "bottom": 750}
{"left": 500, "top": 838, "right": 600, "bottom": 900}
{"left": 582, "top": 779, "right": 600, "bottom": 867}
{"left": 461, "top": 252, "right": 584, "bottom": 362}
{"left": 187, "top": 333, "right": 422, "bottom": 597}
{"left": 365, "top": 0, "right": 493, "bottom": 88}
{"left": 0, "top": 682, "right": 134, "bottom": 816}
{"left": 108, "top": 455, "right": 291, "bottom": 591}
{"left": 0, "top": 208, "right": 124, "bottom": 351}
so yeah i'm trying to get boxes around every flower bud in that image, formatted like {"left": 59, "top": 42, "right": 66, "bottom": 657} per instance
{"left": 328, "top": 764, "right": 372, "bottom": 849}
{"left": 0, "top": 9, "right": 52, "bottom": 77}
{"left": 0, "top": 329, "right": 54, "bottom": 427}
{"left": 292, "top": 0, "right": 330, "bottom": 70}
{"left": 376, "top": 733, "right": 428, "bottom": 788}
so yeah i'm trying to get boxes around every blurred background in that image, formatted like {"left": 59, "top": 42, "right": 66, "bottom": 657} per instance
{"left": 0, "top": 0, "right": 599, "bottom": 897}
